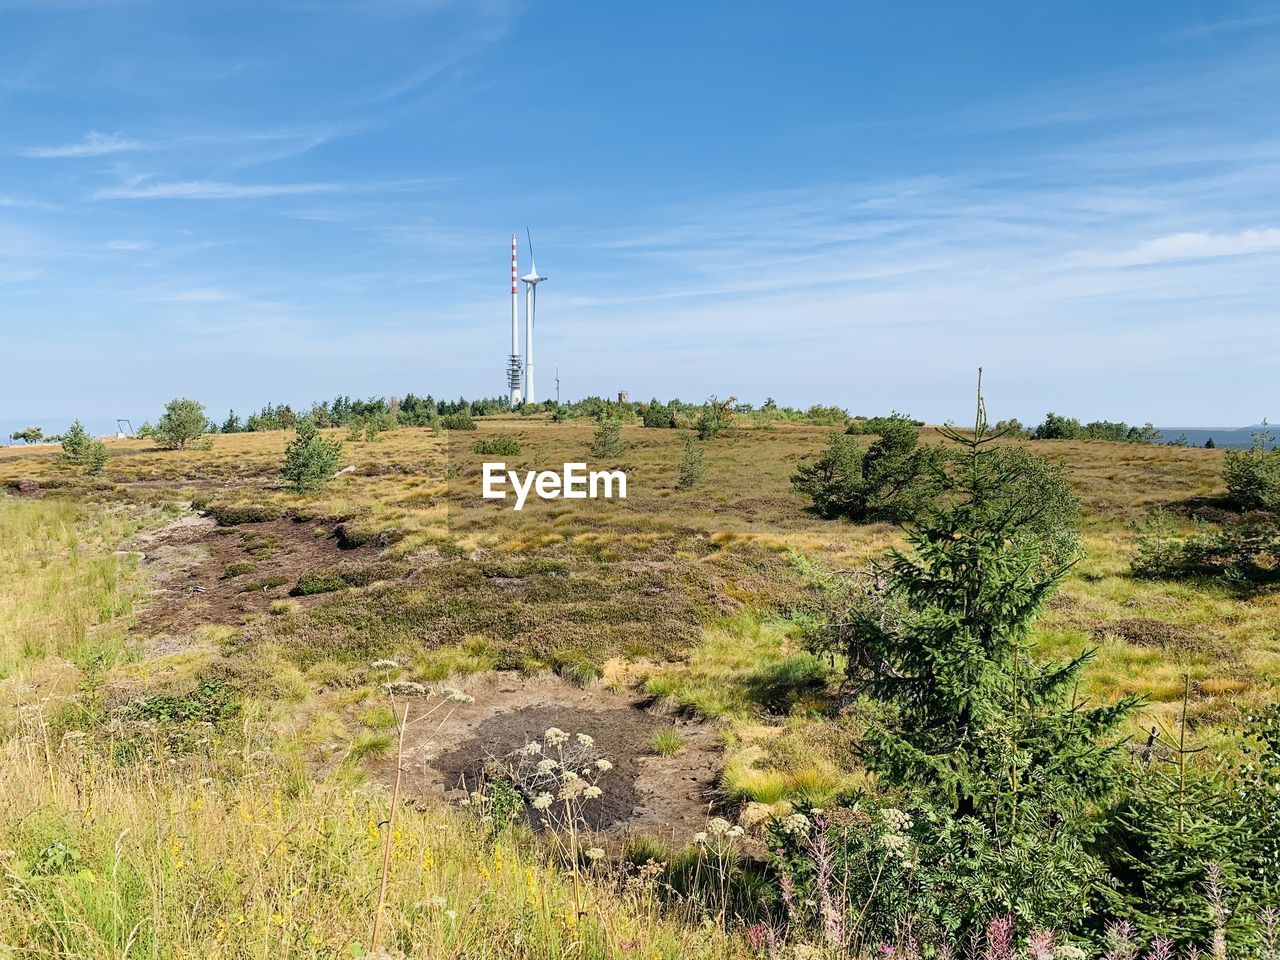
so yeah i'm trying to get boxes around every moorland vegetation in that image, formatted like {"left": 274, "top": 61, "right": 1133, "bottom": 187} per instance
{"left": 1, "top": 382, "right": 1277, "bottom": 959}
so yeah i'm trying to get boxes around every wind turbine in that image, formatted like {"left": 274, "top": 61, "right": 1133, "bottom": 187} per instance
{"left": 521, "top": 228, "right": 547, "bottom": 404}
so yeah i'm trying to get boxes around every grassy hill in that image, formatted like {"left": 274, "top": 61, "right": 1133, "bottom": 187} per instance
{"left": 1, "top": 416, "right": 1276, "bottom": 956}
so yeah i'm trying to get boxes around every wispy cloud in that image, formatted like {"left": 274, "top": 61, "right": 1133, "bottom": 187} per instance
{"left": 1176, "top": 12, "right": 1280, "bottom": 38}
{"left": 1109, "top": 227, "right": 1280, "bottom": 266}
{"left": 93, "top": 179, "right": 344, "bottom": 200}
{"left": 107, "top": 239, "right": 153, "bottom": 252}
{"left": 23, "top": 130, "right": 144, "bottom": 158}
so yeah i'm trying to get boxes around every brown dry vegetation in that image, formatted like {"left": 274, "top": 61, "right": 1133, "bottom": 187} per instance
{"left": 2, "top": 416, "right": 1277, "bottom": 956}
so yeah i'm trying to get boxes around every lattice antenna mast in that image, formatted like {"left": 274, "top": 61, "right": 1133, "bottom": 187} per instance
{"left": 507, "top": 234, "right": 523, "bottom": 405}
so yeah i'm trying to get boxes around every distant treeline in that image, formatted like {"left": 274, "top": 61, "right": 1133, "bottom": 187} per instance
{"left": 205, "top": 396, "right": 1191, "bottom": 446}
{"left": 211, "top": 394, "right": 865, "bottom": 433}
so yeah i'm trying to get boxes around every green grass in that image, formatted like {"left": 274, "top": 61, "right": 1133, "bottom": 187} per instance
{"left": 652, "top": 729, "right": 686, "bottom": 756}
{"left": 643, "top": 612, "right": 832, "bottom": 719}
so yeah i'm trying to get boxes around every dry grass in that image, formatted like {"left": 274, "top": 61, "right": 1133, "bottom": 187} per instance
{"left": 2, "top": 420, "right": 1276, "bottom": 843}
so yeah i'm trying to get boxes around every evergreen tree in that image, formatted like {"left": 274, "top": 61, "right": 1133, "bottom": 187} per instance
{"left": 1100, "top": 681, "right": 1257, "bottom": 950}
{"left": 281, "top": 417, "right": 343, "bottom": 492}
{"left": 792, "top": 416, "right": 942, "bottom": 522}
{"left": 848, "top": 372, "right": 1139, "bottom": 933}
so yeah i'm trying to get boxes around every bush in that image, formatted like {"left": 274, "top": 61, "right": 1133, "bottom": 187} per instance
{"left": 58, "top": 420, "right": 110, "bottom": 475}
{"left": 589, "top": 418, "right": 626, "bottom": 459}
{"left": 473, "top": 435, "right": 521, "bottom": 456}
{"left": 154, "top": 398, "right": 210, "bottom": 450}
{"left": 1133, "top": 510, "right": 1280, "bottom": 588}
{"left": 1224, "top": 426, "right": 1280, "bottom": 512}
{"left": 695, "top": 395, "right": 736, "bottom": 440}
{"left": 348, "top": 409, "right": 395, "bottom": 442}
{"left": 441, "top": 411, "right": 476, "bottom": 431}
{"left": 206, "top": 503, "right": 281, "bottom": 526}
{"left": 640, "top": 399, "right": 678, "bottom": 429}
{"left": 293, "top": 568, "right": 349, "bottom": 596}
{"left": 792, "top": 419, "right": 943, "bottom": 523}
{"left": 675, "top": 434, "right": 706, "bottom": 490}
{"left": 281, "top": 418, "right": 344, "bottom": 493}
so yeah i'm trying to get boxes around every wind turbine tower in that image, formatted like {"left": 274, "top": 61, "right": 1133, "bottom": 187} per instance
{"left": 521, "top": 228, "right": 547, "bottom": 404}
{"left": 506, "top": 234, "right": 523, "bottom": 406}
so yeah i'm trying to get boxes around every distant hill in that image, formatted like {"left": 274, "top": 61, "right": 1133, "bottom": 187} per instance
{"left": 1155, "top": 424, "right": 1275, "bottom": 449}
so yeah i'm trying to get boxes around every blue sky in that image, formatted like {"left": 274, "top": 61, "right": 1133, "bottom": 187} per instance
{"left": 1, "top": 0, "right": 1278, "bottom": 428}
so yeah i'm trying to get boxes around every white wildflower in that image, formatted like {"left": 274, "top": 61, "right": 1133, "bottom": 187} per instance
{"left": 781, "top": 813, "right": 811, "bottom": 835}
{"left": 443, "top": 686, "right": 474, "bottom": 704}
{"left": 728, "top": 825, "right": 745, "bottom": 839}
{"left": 370, "top": 659, "right": 399, "bottom": 670}
{"left": 575, "top": 733, "right": 594, "bottom": 747}
{"left": 532, "top": 792, "right": 554, "bottom": 811}
{"left": 582, "top": 785, "right": 603, "bottom": 800}
{"left": 879, "top": 831, "right": 911, "bottom": 858}
{"left": 535, "top": 758, "right": 559, "bottom": 774}
{"left": 707, "top": 817, "right": 732, "bottom": 837}
{"left": 584, "top": 847, "right": 605, "bottom": 861}
{"left": 880, "top": 808, "right": 912, "bottom": 832}
{"left": 693, "top": 831, "right": 708, "bottom": 844}
{"left": 429, "top": 895, "right": 447, "bottom": 908}
{"left": 518, "top": 741, "right": 543, "bottom": 756}
{"left": 445, "top": 909, "right": 457, "bottom": 922}
{"left": 594, "top": 758, "right": 613, "bottom": 772}
{"left": 543, "top": 727, "right": 569, "bottom": 746}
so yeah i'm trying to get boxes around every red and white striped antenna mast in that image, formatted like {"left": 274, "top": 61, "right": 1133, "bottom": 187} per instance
{"left": 506, "top": 233, "right": 522, "bottom": 405}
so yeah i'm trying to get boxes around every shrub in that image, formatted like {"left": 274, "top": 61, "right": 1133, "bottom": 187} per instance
{"left": 1224, "top": 425, "right": 1280, "bottom": 512}
{"left": 154, "top": 398, "right": 210, "bottom": 450}
{"left": 206, "top": 503, "right": 281, "bottom": 526}
{"left": 221, "top": 561, "right": 257, "bottom": 579}
{"left": 695, "top": 395, "right": 736, "bottom": 440}
{"left": 1133, "top": 510, "right": 1280, "bottom": 588}
{"left": 640, "top": 399, "right": 678, "bottom": 429}
{"left": 441, "top": 411, "right": 476, "bottom": 430}
{"left": 348, "top": 409, "right": 395, "bottom": 441}
{"left": 589, "top": 418, "right": 626, "bottom": 459}
{"left": 58, "top": 420, "right": 110, "bottom": 475}
{"left": 281, "top": 417, "right": 344, "bottom": 493}
{"left": 293, "top": 568, "right": 349, "bottom": 596}
{"left": 9, "top": 426, "right": 43, "bottom": 444}
{"left": 1033, "top": 411, "right": 1085, "bottom": 440}
{"left": 800, "top": 378, "right": 1135, "bottom": 939}
{"left": 675, "top": 434, "right": 706, "bottom": 490}
{"left": 473, "top": 435, "right": 521, "bottom": 456}
{"left": 792, "top": 419, "right": 942, "bottom": 523}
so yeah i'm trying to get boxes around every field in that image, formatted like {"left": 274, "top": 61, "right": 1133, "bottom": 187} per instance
{"left": 1, "top": 417, "right": 1277, "bottom": 957}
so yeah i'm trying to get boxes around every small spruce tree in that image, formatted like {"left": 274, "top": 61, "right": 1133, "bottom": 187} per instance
{"left": 846, "top": 371, "right": 1139, "bottom": 933}
{"left": 675, "top": 434, "right": 706, "bottom": 490}
{"left": 589, "top": 417, "right": 626, "bottom": 459}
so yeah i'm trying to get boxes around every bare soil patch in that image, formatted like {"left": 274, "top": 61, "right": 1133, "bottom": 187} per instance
{"left": 378, "top": 671, "right": 722, "bottom": 844}
{"left": 127, "top": 512, "right": 376, "bottom": 638}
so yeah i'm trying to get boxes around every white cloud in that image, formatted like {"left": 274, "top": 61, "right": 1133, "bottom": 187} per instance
{"left": 23, "top": 130, "right": 144, "bottom": 158}
{"left": 1111, "top": 228, "right": 1280, "bottom": 266}
{"left": 107, "top": 239, "right": 153, "bottom": 251}
{"left": 94, "top": 180, "right": 342, "bottom": 200}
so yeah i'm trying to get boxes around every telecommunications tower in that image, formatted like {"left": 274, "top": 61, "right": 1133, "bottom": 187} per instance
{"left": 507, "top": 234, "right": 522, "bottom": 405}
